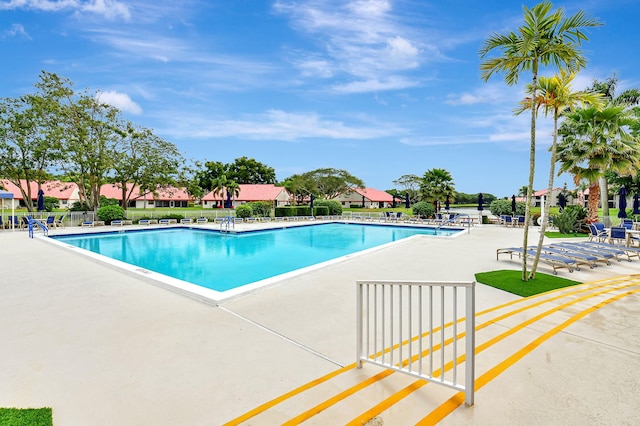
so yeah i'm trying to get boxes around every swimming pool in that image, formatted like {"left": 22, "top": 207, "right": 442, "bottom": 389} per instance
{"left": 50, "top": 223, "right": 463, "bottom": 301}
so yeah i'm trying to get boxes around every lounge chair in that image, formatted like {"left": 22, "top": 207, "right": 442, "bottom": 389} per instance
{"left": 159, "top": 218, "right": 177, "bottom": 225}
{"left": 515, "top": 215, "right": 526, "bottom": 227}
{"left": 180, "top": 218, "right": 193, "bottom": 224}
{"left": 45, "top": 216, "right": 56, "bottom": 227}
{"left": 580, "top": 241, "right": 640, "bottom": 261}
{"left": 138, "top": 219, "right": 158, "bottom": 225}
{"left": 196, "top": 217, "right": 208, "bottom": 224}
{"left": 55, "top": 214, "right": 66, "bottom": 228}
{"left": 81, "top": 220, "right": 105, "bottom": 227}
{"left": 555, "top": 241, "right": 627, "bottom": 262}
{"left": 496, "top": 247, "right": 578, "bottom": 274}
{"left": 110, "top": 219, "right": 132, "bottom": 226}
{"left": 544, "top": 244, "right": 609, "bottom": 267}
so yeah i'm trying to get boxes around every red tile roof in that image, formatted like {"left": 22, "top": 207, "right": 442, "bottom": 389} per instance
{"left": 0, "top": 179, "right": 78, "bottom": 200}
{"left": 100, "top": 183, "right": 191, "bottom": 201}
{"left": 352, "top": 188, "right": 394, "bottom": 202}
{"left": 202, "top": 184, "right": 289, "bottom": 201}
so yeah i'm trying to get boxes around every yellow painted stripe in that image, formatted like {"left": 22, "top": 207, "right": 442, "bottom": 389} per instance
{"left": 417, "top": 286, "right": 640, "bottom": 425}
{"left": 223, "top": 276, "right": 634, "bottom": 424}
{"left": 347, "top": 280, "right": 640, "bottom": 425}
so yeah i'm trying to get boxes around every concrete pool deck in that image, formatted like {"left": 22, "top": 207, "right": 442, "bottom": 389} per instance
{"left": 1, "top": 222, "right": 639, "bottom": 424}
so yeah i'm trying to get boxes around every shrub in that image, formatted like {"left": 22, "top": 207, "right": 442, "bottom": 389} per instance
{"left": 247, "top": 201, "right": 272, "bottom": 217}
{"left": 99, "top": 195, "right": 120, "bottom": 207}
{"left": 314, "top": 200, "right": 342, "bottom": 215}
{"left": 412, "top": 201, "right": 435, "bottom": 218}
{"left": 275, "top": 207, "right": 296, "bottom": 217}
{"left": 43, "top": 196, "right": 59, "bottom": 212}
{"left": 552, "top": 205, "right": 587, "bottom": 233}
{"left": 70, "top": 201, "right": 91, "bottom": 211}
{"left": 314, "top": 206, "right": 329, "bottom": 216}
{"left": 489, "top": 199, "right": 526, "bottom": 217}
{"left": 236, "top": 204, "right": 253, "bottom": 219}
{"left": 96, "top": 205, "right": 125, "bottom": 224}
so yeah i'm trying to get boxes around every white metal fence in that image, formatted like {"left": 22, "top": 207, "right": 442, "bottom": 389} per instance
{"left": 356, "top": 280, "right": 476, "bottom": 406}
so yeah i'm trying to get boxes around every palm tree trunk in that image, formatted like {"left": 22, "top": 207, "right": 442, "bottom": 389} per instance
{"left": 599, "top": 176, "right": 609, "bottom": 226}
{"left": 530, "top": 111, "right": 559, "bottom": 279}
{"left": 522, "top": 71, "right": 538, "bottom": 281}
{"left": 587, "top": 182, "right": 600, "bottom": 222}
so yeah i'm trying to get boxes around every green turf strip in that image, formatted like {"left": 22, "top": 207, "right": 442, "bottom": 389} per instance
{"left": 0, "top": 408, "right": 53, "bottom": 426}
{"left": 475, "top": 270, "right": 582, "bottom": 297}
{"left": 544, "top": 232, "right": 589, "bottom": 238}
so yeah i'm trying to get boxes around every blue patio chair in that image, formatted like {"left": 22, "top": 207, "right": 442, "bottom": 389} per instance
{"left": 588, "top": 223, "right": 608, "bottom": 242}
{"left": 45, "top": 216, "right": 56, "bottom": 227}
{"left": 55, "top": 214, "right": 66, "bottom": 228}
{"left": 609, "top": 227, "right": 627, "bottom": 245}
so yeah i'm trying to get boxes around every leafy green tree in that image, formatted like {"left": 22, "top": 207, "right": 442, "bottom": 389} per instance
{"left": 420, "top": 168, "right": 455, "bottom": 211}
{"left": 479, "top": 1, "right": 600, "bottom": 280}
{"left": 110, "top": 121, "right": 183, "bottom": 209}
{"left": 0, "top": 71, "right": 66, "bottom": 211}
{"left": 196, "top": 161, "right": 227, "bottom": 192}
{"left": 304, "top": 168, "right": 364, "bottom": 200}
{"left": 515, "top": 69, "right": 603, "bottom": 273}
{"left": 226, "top": 156, "right": 276, "bottom": 184}
{"left": 392, "top": 174, "right": 421, "bottom": 204}
{"left": 281, "top": 173, "right": 318, "bottom": 205}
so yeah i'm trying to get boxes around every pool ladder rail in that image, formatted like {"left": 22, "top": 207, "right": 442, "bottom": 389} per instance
{"left": 220, "top": 216, "right": 235, "bottom": 233}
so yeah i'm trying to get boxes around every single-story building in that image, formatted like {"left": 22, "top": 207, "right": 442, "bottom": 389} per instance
{"left": 100, "top": 183, "right": 192, "bottom": 208}
{"left": 201, "top": 184, "right": 290, "bottom": 208}
{"left": 0, "top": 179, "right": 81, "bottom": 209}
{"left": 333, "top": 188, "right": 394, "bottom": 208}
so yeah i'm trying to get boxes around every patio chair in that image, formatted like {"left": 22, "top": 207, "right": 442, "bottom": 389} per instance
{"left": 196, "top": 217, "right": 208, "bottom": 224}
{"left": 44, "top": 216, "right": 56, "bottom": 228}
{"left": 588, "top": 223, "right": 608, "bottom": 242}
{"left": 608, "top": 227, "right": 627, "bottom": 245}
{"left": 515, "top": 215, "right": 526, "bottom": 227}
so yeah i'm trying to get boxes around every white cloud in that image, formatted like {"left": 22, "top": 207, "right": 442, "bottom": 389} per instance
{"left": 0, "top": 0, "right": 131, "bottom": 20}
{"left": 445, "top": 83, "right": 514, "bottom": 105}
{"left": 2, "top": 23, "right": 30, "bottom": 39}
{"left": 274, "top": 0, "right": 435, "bottom": 91}
{"left": 331, "top": 76, "right": 420, "bottom": 93}
{"left": 96, "top": 90, "right": 142, "bottom": 114}
{"left": 159, "top": 109, "right": 404, "bottom": 141}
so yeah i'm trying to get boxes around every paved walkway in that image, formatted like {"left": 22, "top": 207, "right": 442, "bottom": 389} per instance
{"left": 1, "top": 222, "right": 639, "bottom": 425}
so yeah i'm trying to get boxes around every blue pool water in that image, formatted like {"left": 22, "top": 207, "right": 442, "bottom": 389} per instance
{"left": 52, "top": 223, "right": 461, "bottom": 292}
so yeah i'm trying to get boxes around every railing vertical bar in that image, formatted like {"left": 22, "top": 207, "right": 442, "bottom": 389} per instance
{"left": 408, "top": 285, "right": 413, "bottom": 372}
{"left": 373, "top": 284, "right": 377, "bottom": 363}
{"left": 465, "top": 283, "right": 476, "bottom": 406}
{"left": 389, "top": 286, "right": 395, "bottom": 365}
{"left": 365, "top": 284, "right": 370, "bottom": 362}
{"left": 398, "top": 284, "right": 403, "bottom": 369}
{"left": 356, "top": 282, "right": 363, "bottom": 368}
{"left": 429, "top": 285, "right": 433, "bottom": 376}
{"left": 380, "top": 284, "right": 387, "bottom": 363}
{"left": 440, "top": 285, "right": 445, "bottom": 381}
{"left": 418, "top": 285, "right": 423, "bottom": 376}
{"left": 452, "top": 286, "right": 458, "bottom": 385}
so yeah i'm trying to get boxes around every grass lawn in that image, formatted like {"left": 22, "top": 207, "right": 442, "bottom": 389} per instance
{"left": 544, "top": 232, "right": 589, "bottom": 238}
{"left": 0, "top": 408, "right": 52, "bottom": 426}
{"left": 475, "top": 269, "right": 582, "bottom": 297}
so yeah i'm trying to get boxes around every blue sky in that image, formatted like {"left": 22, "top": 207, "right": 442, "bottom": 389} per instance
{"left": 1, "top": 0, "right": 639, "bottom": 197}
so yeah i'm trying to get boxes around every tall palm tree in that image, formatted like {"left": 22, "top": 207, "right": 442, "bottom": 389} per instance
{"left": 420, "top": 168, "right": 455, "bottom": 212}
{"left": 211, "top": 174, "right": 240, "bottom": 209}
{"left": 587, "top": 75, "right": 640, "bottom": 222}
{"left": 556, "top": 104, "right": 640, "bottom": 223}
{"left": 479, "top": 1, "right": 600, "bottom": 281}
{"left": 515, "top": 70, "right": 603, "bottom": 276}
